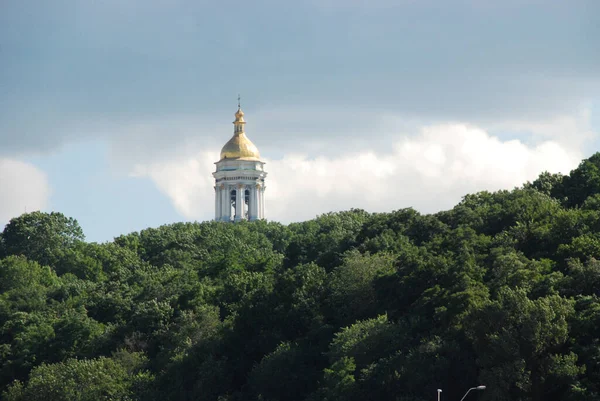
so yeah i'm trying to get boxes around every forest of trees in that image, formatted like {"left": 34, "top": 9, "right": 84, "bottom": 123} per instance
{"left": 4, "top": 154, "right": 600, "bottom": 400}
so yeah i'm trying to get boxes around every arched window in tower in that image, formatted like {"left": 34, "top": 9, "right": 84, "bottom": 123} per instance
{"left": 230, "top": 189, "right": 237, "bottom": 221}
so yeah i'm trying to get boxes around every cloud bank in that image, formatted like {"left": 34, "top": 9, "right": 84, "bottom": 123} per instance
{"left": 131, "top": 123, "right": 582, "bottom": 223}
{"left": 1, "top": 1, "right": 598, "bottom": 154}
{"left": 0, "top": 159, "right": 50, "bottom": 223}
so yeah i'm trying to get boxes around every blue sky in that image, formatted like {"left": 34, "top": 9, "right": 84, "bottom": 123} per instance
{"left": 1, "top": 0, "right": 599, "bottom": 242}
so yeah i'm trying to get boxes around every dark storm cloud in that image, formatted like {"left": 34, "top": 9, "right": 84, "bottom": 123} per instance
{"left": 0, "top": 0, "right": 598, "bottom": 155}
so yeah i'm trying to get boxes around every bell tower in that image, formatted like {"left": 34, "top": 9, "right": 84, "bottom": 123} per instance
{"left": 213, "top": 100, "right": 266, "bottom": 222}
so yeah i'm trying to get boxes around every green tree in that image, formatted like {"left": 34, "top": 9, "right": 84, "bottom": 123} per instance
{"left": 467, "top": 288, "right": 576, "bottom": 401}
{"left": 527, "top": 171, "right": 565, "bottom": 197}
{"left": 326, "top": 250, "right": 394, "bottom": 325}
{"left": 1, "top": 212, "right": 85, "bottom": 267}
{"left": 558, "top": 153, "right": 600, "bottom": 207}
{"left": 2, "top": 355, "right": 152, "bottom": 401}
{"left": 248, "top": 341, "right": 322, "bottom": 401}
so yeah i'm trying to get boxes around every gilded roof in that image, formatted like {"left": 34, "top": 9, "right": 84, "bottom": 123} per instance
{"left": 219, "top": 107, "right": 261, "bottom": 161}
{"left": 220, "top": 133, "right": 261, "bottom": 160}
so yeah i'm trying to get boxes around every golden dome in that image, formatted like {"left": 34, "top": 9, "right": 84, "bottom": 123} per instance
{"left": 220, "top": 133, "right": 261, "bottom": 160}
{"left": 219, "top": 107, "right": 261, "bottom": 161}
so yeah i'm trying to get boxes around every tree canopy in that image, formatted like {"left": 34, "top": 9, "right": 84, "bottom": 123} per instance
{"left": 4, "top": 153, "right": 600, "bottom": 401}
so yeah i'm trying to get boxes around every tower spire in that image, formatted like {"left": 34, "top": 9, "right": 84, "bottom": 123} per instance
{"left": 233, "top": 96, "right": 246, "bottom": 134}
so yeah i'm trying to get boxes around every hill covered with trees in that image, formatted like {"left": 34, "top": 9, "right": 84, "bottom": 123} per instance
{"left": 4, "top": 154, "right": 600, "bottom": 401}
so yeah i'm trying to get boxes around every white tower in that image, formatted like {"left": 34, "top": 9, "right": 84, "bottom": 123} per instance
{"left": 213, "top": 101, "right": 267, "bottom": 222}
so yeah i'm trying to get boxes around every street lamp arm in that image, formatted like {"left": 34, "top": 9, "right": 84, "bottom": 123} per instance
{"left": 459, "top": 387, "right": 475, "bottom": 401}
{"left": 459, "top": 386, "right": 486, "bottom": 401}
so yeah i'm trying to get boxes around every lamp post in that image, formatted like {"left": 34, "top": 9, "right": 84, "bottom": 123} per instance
{"left": 437, "top": 389, "right": 442, "bottom": 401}
{"left": 459, "top": 385, "right": 486, "bottom": 401}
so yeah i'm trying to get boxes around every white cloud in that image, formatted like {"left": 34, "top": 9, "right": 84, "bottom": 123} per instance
{"left": 0, "top": 159, "right": 50, "bottom": 223}
{"left": 488, "top": 107, "right": 596, "bottom": 150}
{"left": 130, "top": 123, "right": 583, "bottom": 223}
{"left": 130, "top": 151, "right": 216, "bottom": 219}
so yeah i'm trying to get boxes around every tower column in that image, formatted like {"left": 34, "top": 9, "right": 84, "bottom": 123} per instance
{"left": 248, "top": 185, "right": 254, "bottom": 220}
{"left": 255, "top": 186, "right": 259, "bottom": 220}
{"left": 256, "top": 184, "right": 262, "bottom": 220}
{"left": 221, "top": 185, "right": 229, "bottom": 221}
{"left": 260, "top": 186, "right": 265, "bottom": 219}
{"left": 254, "top": 184, "right": 260, "bottom": 220}
{"left": 249, "top": 184, "right": 258, "bottom": 221}
{"left": 214, "top": 186, "right": 219, "bottom": 220}
{"left": 235, "top": 184, "right": 244, "bottom": 221}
